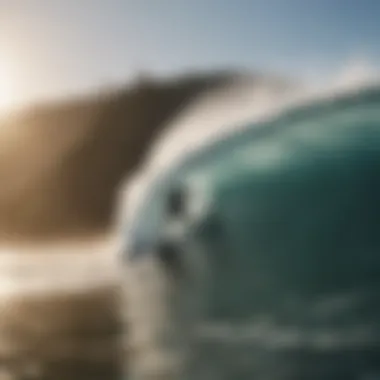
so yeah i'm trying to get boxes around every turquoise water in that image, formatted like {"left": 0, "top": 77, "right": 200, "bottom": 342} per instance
{"left": 127, "top": 85, "right": 380, "bottom": 379}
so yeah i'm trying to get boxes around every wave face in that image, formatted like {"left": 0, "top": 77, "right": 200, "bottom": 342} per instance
{"left": 185, "top": 86, "right": 380, "bottom": 380}
{"left": 121, "top": 61, "right": 380, "bottom": 234}
{"left": 120, "top": 64, "right": 380, "bottom": 380}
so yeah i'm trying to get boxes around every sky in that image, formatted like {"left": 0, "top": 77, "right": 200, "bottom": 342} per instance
{"left": 1, "top": 0, "right": 380, "bottom": 110}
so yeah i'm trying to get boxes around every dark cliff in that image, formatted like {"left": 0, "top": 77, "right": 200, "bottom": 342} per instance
{"left": 0, "top": 71, "right": 238, "bottom": 241}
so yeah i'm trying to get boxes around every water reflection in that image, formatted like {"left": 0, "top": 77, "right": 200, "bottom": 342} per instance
{"left": 0, "top": 240, "right": 123, "bottom": 380}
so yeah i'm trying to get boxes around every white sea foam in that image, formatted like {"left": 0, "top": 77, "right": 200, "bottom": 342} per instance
{"left": 0, "top": 236, "right": 121, "bottom": 298}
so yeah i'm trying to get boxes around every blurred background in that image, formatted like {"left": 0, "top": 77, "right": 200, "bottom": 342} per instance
{"left": 0, "top": 1, "right": 380, "bottom": 379}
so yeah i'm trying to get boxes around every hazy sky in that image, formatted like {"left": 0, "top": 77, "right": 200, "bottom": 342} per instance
{"left": 1, "top": 0, "right": 380, "bottom": 109}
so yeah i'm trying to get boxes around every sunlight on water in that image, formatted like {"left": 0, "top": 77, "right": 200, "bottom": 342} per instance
{"left": 0, "top": 236, "right": 123, "bottom": 380}
{"left": 0, "top": 237, "right": 121, "bottom": 298}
